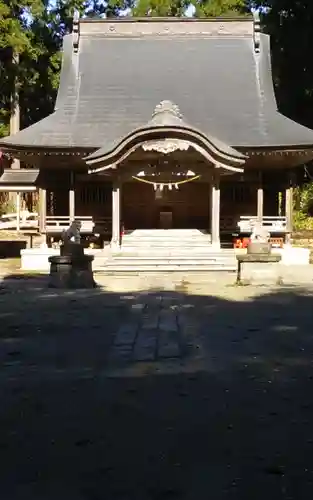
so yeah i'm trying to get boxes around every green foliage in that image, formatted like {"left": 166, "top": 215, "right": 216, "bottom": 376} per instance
{"left": 293, "top": 212, "right": 313, "bottom": 231}
{"left": 129, "top": 0, "right": 248, "bottom": 16}
{"left": 0, "top": 196, "right": 18, "bottom": 216}
{"left": 293, "top": 184, "right": 313, "bottom": 230}
{"left": 0, "top": 110, "right": 9, "bottom": 137}
{"left": 0, "top": 0, "right": 53, "bottom": 137}
{"left": 294, "top": 183, "right": 313, "bottom": 214}
{"left": 133, "top": 0, "right": 190, "bottom": 16}
{"left": 102, "top": 1, "right": 133, "bottom": 17}
{"left": 194, "top": 0, "right": 248, "bottom": 17}
{"left": 0, "top": 0, "right": 107, "bottom": 138}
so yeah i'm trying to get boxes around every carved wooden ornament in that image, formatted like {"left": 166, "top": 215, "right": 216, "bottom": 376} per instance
{"left": 142, "top": 139, "right": 190, "bottom": 155}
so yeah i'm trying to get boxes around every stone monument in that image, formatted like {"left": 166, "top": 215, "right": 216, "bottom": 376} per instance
{"left": 48, "top": 220, "right": 96, "bottom": 288}
{"left": 236, "top": 221, "right": 282, "bottom": 285}
{"left": 247, "top": 221, "right": 271, "bottom": 254}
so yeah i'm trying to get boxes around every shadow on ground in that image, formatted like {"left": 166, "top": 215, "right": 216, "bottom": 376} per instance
{"left": 1, "top": 274, "right": 313, "bottom": 499}
{"left": 0, "top": 240, "right": 27, "bottom": 258}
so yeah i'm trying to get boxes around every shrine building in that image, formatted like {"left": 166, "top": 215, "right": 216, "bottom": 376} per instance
{"left": 1, "top": 15, "right": 313, "bottom": 270}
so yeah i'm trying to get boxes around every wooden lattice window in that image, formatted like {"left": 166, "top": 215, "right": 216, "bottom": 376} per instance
{"left": 223, "top": 183, "right": 254, "bottom": 203}
{"left": 79, "top": 185, "right": 111, "bottom": 204}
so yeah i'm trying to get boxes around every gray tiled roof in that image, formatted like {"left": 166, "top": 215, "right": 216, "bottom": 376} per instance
{"left": 86, "top": 98, "right": 246, "bottom": 162}
{"left": 1, "top": 19, "right": 313, "bottom": 151}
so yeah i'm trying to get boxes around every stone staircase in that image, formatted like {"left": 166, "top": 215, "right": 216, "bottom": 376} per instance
{"left": 95, "top": 230, "right": 237, "bottom": 273}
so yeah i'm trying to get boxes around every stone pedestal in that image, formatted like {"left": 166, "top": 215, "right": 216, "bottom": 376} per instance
{"left": 48, "top": 244, "right": 96, "bottom": 289}
{"left": 247, "top": 241, "right": 271, "bottom": 255}
{"left": 236, "top": 254, "right": 282, "bottom": 285}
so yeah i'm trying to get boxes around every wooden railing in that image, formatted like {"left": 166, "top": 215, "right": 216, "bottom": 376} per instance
{"left": 45, "top": 216, "right": 93, "bottom": 233}
{"left": 0, "top": 211, "right": 38, "bottom": 230}
{"left": 45, "top": 216, "right": 111, "bottom": 234}
{"left": 1, "top": 212, "right": 287, "bottom": 235}
{"left": 238, "top": 216, "right": 287, "bottom": 234}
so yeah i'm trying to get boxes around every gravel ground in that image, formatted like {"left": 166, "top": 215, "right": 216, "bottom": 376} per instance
{"left": 1, "top": 272, "right": 313, "bottom": 499}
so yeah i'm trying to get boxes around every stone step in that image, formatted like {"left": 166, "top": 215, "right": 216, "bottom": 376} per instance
{"left": 122, "top": 236, "right": 211, "bottom": 241}
{"left": 123, "top": 232, "right": 210, "bottom": 236}
{"left": 97, "top": 249, "right": 237, "bottom": 271}
{"left": 97, "top": 264, "right": 236, "bottom": 272}
{"left": 124, "top": 229, "right": 209, "bottom": 237}
{"left": 123, "top": 232, "right": 210, "bottom": 237}
{"left": 94, "top": 270, "right": 236, "bottom": 280}
{"left": 121, "top": 246, "right": 215, "bottom": 252}
{"left": 118, "top": 246, "right": 234, "bottom": 251}
{"left": 107, "top": 256, "right": 236, "bottom": 263}
{"left": 113, "top": 249, "right": 235, "bottom": 256}
{"left": 122, "top": 245, "right": 213, "bottom": 249}
{"left": 122, "top": 231, "right": 211, "bottom": 241}
{"left": 122, "top": 238, "right": 211, "bottom": 242}
{"left": 121, "top": 239, "right": 217, "bottom": 244}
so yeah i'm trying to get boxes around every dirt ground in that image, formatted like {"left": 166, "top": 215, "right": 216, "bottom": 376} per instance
{"left": 1, "top": 274, "right": 313, "bottom": 499}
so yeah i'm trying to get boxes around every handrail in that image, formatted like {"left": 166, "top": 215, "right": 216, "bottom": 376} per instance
{"left": 44, "top": 216, "right": 111, "bottom": 234}
{"left": 46, "top": 216, "right": 94, "bottom": 220}
{"left": 1, "top": 211, "right": 38, "bottom": 220}
{"left": 45, "top": 216, "right": 111, "bottom": 221}
{"left": 0, "top": 213, "right": 111, "bottom": 232}
{"left": 238, "top": 215, "right": 287, "bottom": 233}
{"left": 0, "top": 211, "right": 39, "bottom": 230}
{"left": 239, "top": 216, "right": 287, "bottom": 221}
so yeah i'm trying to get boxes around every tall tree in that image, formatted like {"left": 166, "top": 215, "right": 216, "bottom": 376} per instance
{"left": 260, "top": 0, "right": 313, "bottom": 128}
{"left": 133, "top": 0, "right": 190, "bottom": 16}
{"left": 0, "top": 0, "right": 107, "bottom": 137}
{"left": 0, "top": 0, "right": 44, "bottom": 136}
{"left": 194, "top": 0, "right": 248, "bottom": 16}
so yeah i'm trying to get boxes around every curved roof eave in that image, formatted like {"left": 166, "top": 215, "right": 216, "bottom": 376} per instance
{"left": 85, "top": 99, "right": 246, "bottom": 172}
{"left": 85, "top": 125, "right": 246, "bottom": 173}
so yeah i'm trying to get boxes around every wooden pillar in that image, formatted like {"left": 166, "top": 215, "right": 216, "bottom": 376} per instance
{"left": 211, "top": 173, "right": 220, "bottom": 249}
{"left": 257, "top": 171, "right": 263, "bottom": 222}
{"left": 69, "top": 171, "right": 75, "bottom": 222}
{"left": 285, "top": 171, "right": 294, "bottom": 243}
{"left": 111, "top": 179, "right": 121, "bottom": 249}
{"left": 208, "top": 181, "right": 212, "bottom": 234}
{"left": 280, "top": 190, "right": 286, "bottom": 217}
{"left": 278, "top": 191, "right": 282, "bottom": 216}
{"left": 39, "top": 188, "right": 47, "bottom": 234}
{"left": 9, "top": 52, "right": 20, "bottom": 208}
{"left": 16, "top": 192, "right": 21, "bottom": 232}
{"left": 10, "top": 53, "right": 20, "bottom": 171}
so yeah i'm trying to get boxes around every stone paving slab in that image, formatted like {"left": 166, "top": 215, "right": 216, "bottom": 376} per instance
{"left": 114, "top": 322, "right": 139, "bottom": 346}
{"left": 158, "top": 330, "right": 181, "bottom": 358}
{"left": 133, "top": 328, "right": 157, "bottom": 361}
{"left": 159, "top": 308, "right": 178, "bottom": 332}
{"left": 106, "top": 297, "right": 183, "bottom": 365}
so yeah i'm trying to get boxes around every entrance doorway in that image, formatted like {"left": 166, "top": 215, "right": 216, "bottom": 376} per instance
{"left": 122, "top": 181, "right": 210, "bottom": 230}
{"left": 159, "top": 207, "right": 173, "bottom": 229}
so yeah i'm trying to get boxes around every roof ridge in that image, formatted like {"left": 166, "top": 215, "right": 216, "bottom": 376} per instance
{"left": 79, "top": 16, "right": 253, "bottom": 24}
{"left": 76, "top": 13, "right": 261, "bottom": 52}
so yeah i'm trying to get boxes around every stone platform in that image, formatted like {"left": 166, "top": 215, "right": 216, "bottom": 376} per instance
{"left": 19, "top": 230, "right": 311, "bottom": 272}
{"left": 20, "top": 230, "right": 237, "bottom": 272}
{"left": 236, "top": 253, "right": 282, "bottom": 285}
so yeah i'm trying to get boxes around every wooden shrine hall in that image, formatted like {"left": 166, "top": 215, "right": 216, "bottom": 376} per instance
{"left": 1, "top": 14, "right": 313, "bottom": 255}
